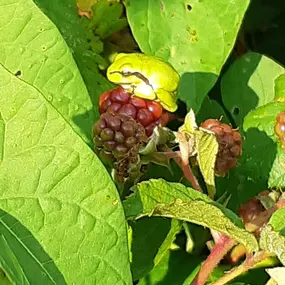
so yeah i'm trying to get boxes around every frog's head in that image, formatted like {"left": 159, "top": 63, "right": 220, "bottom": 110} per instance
{"left": 107, "top": 53, "right": 144, "bottom": 86}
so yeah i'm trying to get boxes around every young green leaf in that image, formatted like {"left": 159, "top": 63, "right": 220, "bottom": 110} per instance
{"left": 260, "top": 226, "right": 285, "bottom": 266}
{"left": 126, "top": 0, "right": 250, "bottom": 112}
{"left": 221, "top": 52, "right": 285, "bottom": 126}
{"left": 130, "top": 217, "right": 181, "bottom": 280}
{"left": 0, "top": 65, "right": 131, "bottom": 285}
{"left": 195, "top": 129, "right": 219, "bottom": 199}
{"left": 124, "top": 179, "right": 259, "bottom": 252}
{"left": 0, "top": 0, "right": 100, "bottom": 144}
{"left": 90, "top": 0, "right": 128, "bottom": 39}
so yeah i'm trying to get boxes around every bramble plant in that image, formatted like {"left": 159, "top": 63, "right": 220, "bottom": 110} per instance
{"left": 0, "top": 0, "right": 285, "bottom": 285}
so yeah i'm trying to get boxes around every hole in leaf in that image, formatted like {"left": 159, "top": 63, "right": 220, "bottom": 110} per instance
{"left": 233, "top": 107, "right": 240, "bottom": 116}
{"left": 15, "top": 70, "right": 21, "bottom": 76}
{"left": 186, "top": 4, "right": 192, "bottom": 11}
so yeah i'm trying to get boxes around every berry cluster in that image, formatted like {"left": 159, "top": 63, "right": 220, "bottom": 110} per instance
{"left": 93, "top": 112, "right": 147, "bottom": 165}
{"left": 275, "top": 111, "right": 285, "bottom": 149}
{"left": 99, "top": 86, "right": 170, "bottom": 136}
{"left": 200, "top": 119, "right": 242, "bottom": 175}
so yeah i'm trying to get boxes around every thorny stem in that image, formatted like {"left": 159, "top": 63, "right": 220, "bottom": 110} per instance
{"left": 191, "top": 235, "right": 236, "bottom": 285}
{"left": 209, "top": 251, "right": 271, "bottom": 285}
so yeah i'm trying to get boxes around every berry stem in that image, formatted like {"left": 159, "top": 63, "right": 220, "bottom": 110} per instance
{"left": 191, "top": 235, "right": 236, "bottom": 285}
{"left": 209, "top": 251, "right": 271, "bottom": 285}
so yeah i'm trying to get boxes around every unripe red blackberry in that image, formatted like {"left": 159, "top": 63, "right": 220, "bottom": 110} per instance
{"left": 275, "top": 111, "right": 285, "bottom": 149}
{"left": 200, "top": 119, "right": 242, "bottom": 175}
{"left": 93, "top": 112, "right": 147, "bottom": 165}
{"left": 99, "top": 86, "right": 170, "bottom": 136}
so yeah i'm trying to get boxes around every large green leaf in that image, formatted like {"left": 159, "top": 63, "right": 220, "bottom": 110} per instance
{"left": 196, "top": 96, "right": 230, "bottom": 124}
{"left": 221, "top": 52, "right": 284, "bottom": 126}
{"left": 126, "top": 0, "right": 250, "bottom": 111}
{"left": 124, "top": 179, "right": 259, "bottom": 252}
{"left": 0, "top": 64, "right": 131, "bottom": 285}
{"left": 33, "top": 0, "right": 113, "bottom": 111}
{"left": 130, "top": 217, "right": 181, "bottom": 280}
{"left": 0, "top": 210, "right": 66, "bottom": 285}
{"left": 138, "top": 249, "right": 201, "bottom": 285}
{"left": 0, "top": 0, "right": 99, "bottom": 143}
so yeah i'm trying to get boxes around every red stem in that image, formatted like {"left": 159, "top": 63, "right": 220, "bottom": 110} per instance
{"left": 164, "top": 148, "right": 202, "bottom": 192}
{"left": 191, "top": 235, "right": 236, "bottom": 285}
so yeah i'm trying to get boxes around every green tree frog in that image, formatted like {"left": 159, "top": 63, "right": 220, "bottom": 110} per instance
{"left": 107, "top": 53, "right": 180, "bottom": 112}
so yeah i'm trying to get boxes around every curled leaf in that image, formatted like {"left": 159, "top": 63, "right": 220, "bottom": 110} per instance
{"left": 124, "top": 179, "right": 259, "bottom": 252}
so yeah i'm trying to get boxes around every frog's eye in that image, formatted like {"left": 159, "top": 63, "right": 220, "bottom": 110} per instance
{"left": 121, "top": 69, "right": 130, "bottom": 76}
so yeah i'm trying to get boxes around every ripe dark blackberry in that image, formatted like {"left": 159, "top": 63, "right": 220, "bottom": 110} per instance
{"left": 99, "top": 86, "right": 170, "bottom": 136}
{"left": 200, "top": 119, "right": 242, "bottom": 175}
{"left": 275, "top": 111, "right": 285, "bottom": 149}
{"left": 93, "top": 112, "right": 147, "bottom": 166}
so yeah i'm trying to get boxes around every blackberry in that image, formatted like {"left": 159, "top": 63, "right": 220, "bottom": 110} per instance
{"left": 99, "top": 86, "right": 170, "bottom": 136}
{"left": 200, "top": 119, "right": 242, "bottom": 175}
{"left": 238, "top": 197, "right": 264, "bottom": 225}
{"left": 275, "top": 111, "right": 285, "bottom": 149}
{"left": 93, "top": 112, "right": 147, "bottom": 161}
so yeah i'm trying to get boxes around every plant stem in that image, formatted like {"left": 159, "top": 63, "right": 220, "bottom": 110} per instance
{"left": 191, "top": 235, "right": 236, "bottom": 285}
{"left": 209, "top": 251, "right": 271, "bottom": 285}
{"left": 164, "top": 148, "right": 202, "bottom": 192}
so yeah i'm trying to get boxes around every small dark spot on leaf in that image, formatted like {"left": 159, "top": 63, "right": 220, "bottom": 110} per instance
{"left": 233, "top": 107, "right": 240, "bottom": 116}
{"left": 87, "top": 39, "right": 91, "bottom": 43}
{"left": 186, "top": 4, "right": 192, "bottom": 11}
{"left": 15, "top": 70, "right": 21, "bottom": 76}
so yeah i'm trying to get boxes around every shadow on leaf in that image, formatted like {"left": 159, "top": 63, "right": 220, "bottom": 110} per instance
{"left": 0, "top": 209, "right": 67, "bottom": 284}
{"left": 178, "top": 72, "right": 218, "bottom": 113}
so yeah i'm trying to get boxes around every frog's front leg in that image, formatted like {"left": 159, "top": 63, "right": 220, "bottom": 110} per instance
{"left": 155, "top": 88, "right": 178, "bottom": 112}
{"left": 133, "top": 83, "right": 157, "bottom": 100}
